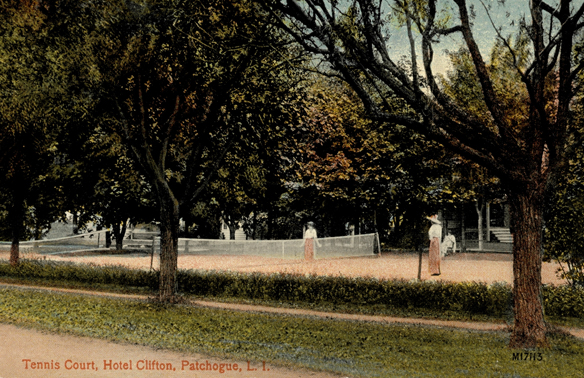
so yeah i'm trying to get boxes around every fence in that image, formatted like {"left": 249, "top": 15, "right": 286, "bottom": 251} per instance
{"left": 153, "top": 233, "right": 379, "bottom": 260}
{"left": 0, "top": 230, "right": 109, "bottom": 255}
{"left": 0, "top": 231, "right": 379, "bottom": 259}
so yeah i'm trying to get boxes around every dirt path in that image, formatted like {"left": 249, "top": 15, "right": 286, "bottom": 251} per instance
{"left": 2, "top": 282, "right": 583, "bottom": 338}
{"left": 0, "top": 283, "right": 510, "bottom": 332}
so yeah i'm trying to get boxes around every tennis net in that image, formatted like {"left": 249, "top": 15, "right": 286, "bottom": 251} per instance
{"left": 0, "top": 230, "right": 109, "bottom": 255}
{"left": 162, "top": 233, "right": 378, "bottom": 259}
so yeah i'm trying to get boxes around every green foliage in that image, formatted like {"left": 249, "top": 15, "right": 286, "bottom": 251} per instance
{"left": 0, "top": 2, "right": 73, "bottom": 244}
{"left": 74, "top": 128, "right": 157, "bottom": 243}
{"left": 437, "top": 48, "right": 507, "bottom": 208}
{"left": 5, "top": 258, "right": 583, "bottom": 321}
{"left": 543, "top": 284, "right": 584, "bottom": 319}
{"left": 272, "top": 77, "right": 451, "bottom": 241}
{"left": 0, "top": 259, "right": 158, "bottom": 291}
{"left": 544, "top": 116, "right": 584, "bottom": 287}
{"left": 39, "top": 0, "right": 310, "bottom": 297}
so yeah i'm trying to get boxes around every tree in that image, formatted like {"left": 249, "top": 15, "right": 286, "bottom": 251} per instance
{"left": 75, "top": 128, "right": 157, "bottom": 250}
{"left": 284, "top": 76, "right": 449, "bottom": 241}
{"left": 212, "top": 158, "right": 263, "bottom": 240}
{"left": 0, "top": 1, "right": 94, "bottom": 264}
{"left": 0, "top": 2, "right": 51, "bottom": 264}
{"left": 80, "top": 0, "right": 305, "bottom": 301}
{"left": 265, "top": 0, "right": 584, "bottom": 348}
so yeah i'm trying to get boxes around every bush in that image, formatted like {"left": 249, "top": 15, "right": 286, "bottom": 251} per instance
{"left": 0, "top": 259, "right": 158, "bottom": 291}
{"left": 1, "top": 259, "right": 582, "bottom": 320}
{"left": 543, "top": 284, "right": 584, "bottom": 318}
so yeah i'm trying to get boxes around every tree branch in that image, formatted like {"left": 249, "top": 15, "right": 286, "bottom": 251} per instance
{"left": 186, "top": 134, "right": 236, "bottom": 205}
{"left": 453, "top": 0, "right": 507, "bottom": 131}
{"left": 160, "top": 94, "right": 181, "bottom": 173}
{"left": 540, "top": 1, "right": 563, "bottom": 20}
{"left": 406, "top": 10, "right": 422, "bottom": 97}
{"left": 480, "top": 0, "right": 526, "bottom": 79}
{"left": 433, "top": 25, "right": 463, "bottom": 36}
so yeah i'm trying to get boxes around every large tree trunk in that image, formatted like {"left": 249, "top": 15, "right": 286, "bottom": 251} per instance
{"left": 72, "top": 212, "right": 79, "bottom": 234}
{"left": 475, "top": 201, "right": 484, "bottom": 251}
{"left": 10, "top": 238, "right": 19, "bottom": 267}
{"left": 9, "top": 211, "right": 22, "bottom": 266}
{"left": 508, "top": 189, "right": 547, "bottom": 348}
{"left": 267, "top": 210, "right": 273, "bottom": 240}
{"left": 158, "top": 190, "right": 180, "bottom": 302}
{"left": 111, "top": 219, "right": 127, "bottom": 251}
{"left": 9, "top": 192, "right": 25, "bottom": 266}
{"left": 251, "top": 211, "right": 257, "bottom": 240}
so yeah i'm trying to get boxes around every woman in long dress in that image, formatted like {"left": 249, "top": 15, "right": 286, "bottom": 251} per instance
{"left": 302, "top": 221, "right": 320, "bottom": 261}
{"left": 428, "top": 216, "right": 442, "bottom": 276}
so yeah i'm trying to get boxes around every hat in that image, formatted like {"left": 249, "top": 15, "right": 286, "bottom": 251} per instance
{"left": 307, "top": 221, "right": 315, "bottom": 227}
{"left": 427, "top": 215, "right": 441, "bottom": 225}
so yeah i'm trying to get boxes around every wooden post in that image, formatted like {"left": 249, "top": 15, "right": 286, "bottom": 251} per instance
{"left": 461, "top": 206, "right": 466, "bottom": 253}
{"left": 486, "top": 202, "right": 491, "bottom": 242}
{"left": 476, "top": 201, "right": 484, "bottom": 251}
{"left": 417, "top": 245, "right": 423, "bottom": 280}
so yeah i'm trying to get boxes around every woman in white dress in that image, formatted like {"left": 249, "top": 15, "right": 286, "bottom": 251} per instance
{"left": 428, "top": 215, "right": 442, "bottom": 276}
{"left": 302, "top": 221, "right": 320, "bottom": 261}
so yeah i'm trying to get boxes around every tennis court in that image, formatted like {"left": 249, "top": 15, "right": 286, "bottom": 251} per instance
{"left": 1, "top": 248, "right": 566, "bottom": 286}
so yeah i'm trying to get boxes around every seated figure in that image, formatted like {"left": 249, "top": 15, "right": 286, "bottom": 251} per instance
{"left": 441, "top": 232, "right": 457, "bottom": 256}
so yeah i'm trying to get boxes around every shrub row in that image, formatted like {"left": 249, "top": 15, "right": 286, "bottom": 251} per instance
{"left": 1, "top": 259, "right": 583, "bottom": 319}
{"left": 0, "top": 259, "right": 158, "bottom": 290}
{"left": 176, "top": 270, "right": 514, "bottom": 317}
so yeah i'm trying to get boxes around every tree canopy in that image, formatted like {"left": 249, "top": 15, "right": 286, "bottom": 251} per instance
{"left": 0, "top": 0, "right": 96, "bottom": 263}
{"left": 83, "top": 0, "right": 308, "bottom": 300}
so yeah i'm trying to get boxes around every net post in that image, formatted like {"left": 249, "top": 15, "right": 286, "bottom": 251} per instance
{"left": 376, "top": 232, "right": 381, "bottom": 257}
{"left": 150, "top": 237, "right": 159, "bottom": 271}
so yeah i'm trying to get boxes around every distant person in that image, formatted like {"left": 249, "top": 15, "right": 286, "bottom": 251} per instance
{"left": 302, "top": 221, "right": 321, "bottom": 261}
{"left": 427, "top": 215, "right": 442, "bottom": 276}
{"left": 442, "top": 231, "right": 456, "bottom": 256}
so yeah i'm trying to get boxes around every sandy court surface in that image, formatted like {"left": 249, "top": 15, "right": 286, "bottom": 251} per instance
{"left": 6, "top": 250, "right": 567, "bottom": 286}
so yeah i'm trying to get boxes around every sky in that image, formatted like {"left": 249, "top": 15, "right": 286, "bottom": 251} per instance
{"left": 384, "top": 0, "right": 584, "bottom": 75}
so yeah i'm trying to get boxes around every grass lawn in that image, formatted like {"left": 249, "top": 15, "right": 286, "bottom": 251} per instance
{"left": 0, "top": 287, "right": 583, "bottom": 377}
